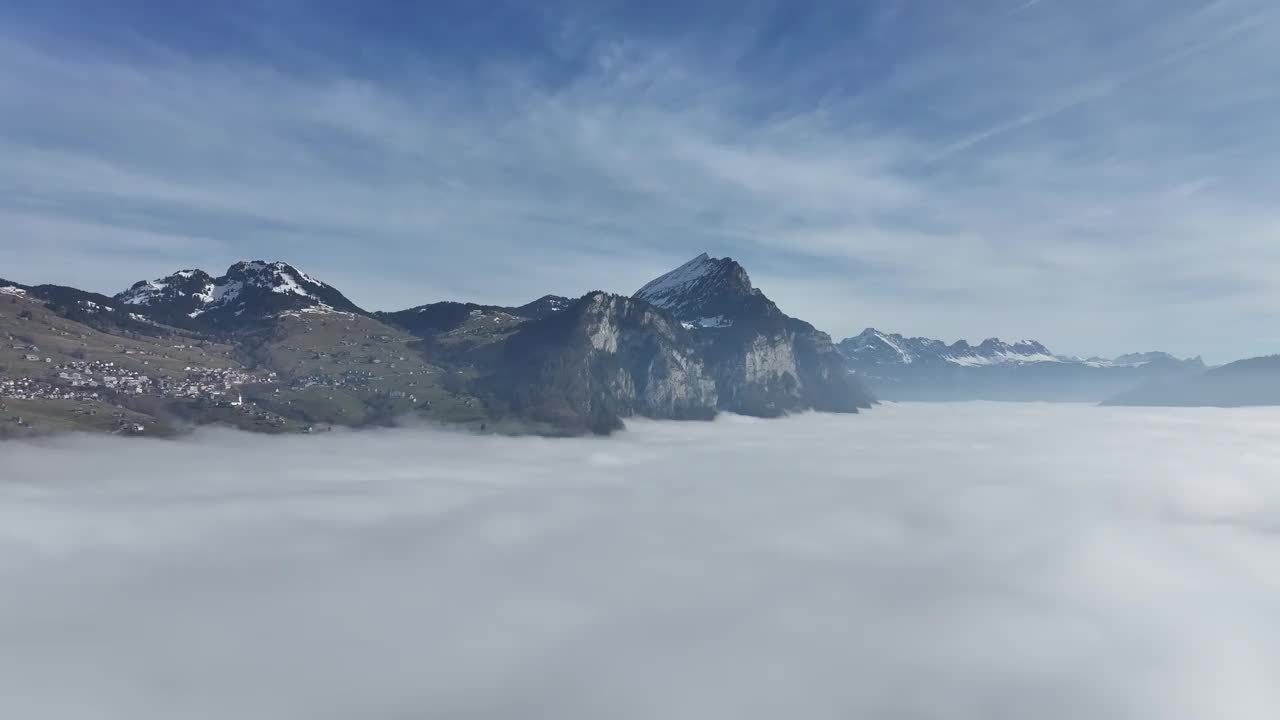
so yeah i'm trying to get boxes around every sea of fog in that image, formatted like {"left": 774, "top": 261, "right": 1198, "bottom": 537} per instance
{"left": 2, "top": 402, "right": 1279, "bottom": 719}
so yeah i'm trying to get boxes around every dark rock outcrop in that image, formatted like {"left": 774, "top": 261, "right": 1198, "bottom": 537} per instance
{"left": 376, "top": 295, "right": 573, "bottom": 338}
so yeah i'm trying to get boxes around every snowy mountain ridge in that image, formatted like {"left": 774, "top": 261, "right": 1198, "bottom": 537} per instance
{"left": 839, "top": 328, "right": 1207, "bottom": 402}
{"left": 840, "top": 328, "right": 1195, "bottom": 369}
{"left": 118, "top": 269, "right": 217, "bottom": 316}
{"left": 115, "top": 261, "right": 361, "bottom": 325}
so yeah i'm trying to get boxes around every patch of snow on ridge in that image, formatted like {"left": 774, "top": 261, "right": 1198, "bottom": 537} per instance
{"left": 295, "top": 268, "right": 321, "bottom": 286}
{"left": 192, "top": 283, "right": 215, "bottom": 305}
{"left": 945, "top": 351, "right": 1062, "bottom": 367}
{"left": 694, "top": 316, "right": 732, "bottom": 329}
{"left": 120, "top": 280, "right": 168, "bottom": 305}
{"left": 278, "top": 304, "right": 355, "bottom": 319}
{"left": 233, "top": 261, "right": 321, "bottom": 300}
{"left": 211, "top": 280, "right": 244, "bottom": 307}
{"left": 269, "top": 270, "right": 309, "bottom": 297}
{"left": 875, "top": 332, "right": 914, "bottom": 364}
{"left": 0, "top": 286, "right": 27, "bottom": 296}
{"left": 117, "top": 271, "right": 217, "bottom": 309}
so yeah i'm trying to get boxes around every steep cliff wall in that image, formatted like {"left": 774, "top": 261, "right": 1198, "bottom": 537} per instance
{"left": 635, "top": 253, "right": 873, "bottom": 417}
{"left": 696, "top": 316, "right": 873, "bottom": 417}
{"left": 479, "top": 293, "right": 718, "bottom": 434}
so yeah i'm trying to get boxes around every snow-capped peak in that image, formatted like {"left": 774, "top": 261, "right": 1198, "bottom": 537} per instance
{"left": 223, "top": 261, "right": 326, "bottom": 297}
{"left": 200, "top": 261, "right": 357, "bottom": 318}
{"left": 114, "top": 261, "right": 362, "bottom": 324}
{"left": 636, "top": 253, "right": 719, "bottom": 305}
{"left": 844, "top": 329, "right": 919, "bottom": 364}
{"left": 942, "top": 339, "right": 1061, "bottom": 367}
{"left": 633, "top": 253, "right": 764, "bottom": 322}
{"left": 117, "top": 269, "right": 216, "bottom": 308}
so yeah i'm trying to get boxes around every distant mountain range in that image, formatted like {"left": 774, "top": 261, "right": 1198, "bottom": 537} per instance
{"left": 837, "top": 328, "right": 1206, "bottom": 402}
{"left": 4, "top": 254, "right": 1274, "bottom": 439}
{"left": 1104, "top": 355, "right": 1280, "bottom": 407}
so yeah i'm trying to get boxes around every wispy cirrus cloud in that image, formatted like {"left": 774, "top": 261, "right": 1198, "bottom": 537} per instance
{"left": 1, "top": 0, "right": 1278, "bottom": 361}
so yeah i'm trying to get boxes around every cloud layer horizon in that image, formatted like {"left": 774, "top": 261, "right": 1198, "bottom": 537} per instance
{"left": 2, "top": 403, "right": 1278, "bottom": 719}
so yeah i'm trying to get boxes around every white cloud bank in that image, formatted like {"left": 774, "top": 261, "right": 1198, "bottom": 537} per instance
{"left": 2, "top": 403, "right": 1279, "bottom": 719}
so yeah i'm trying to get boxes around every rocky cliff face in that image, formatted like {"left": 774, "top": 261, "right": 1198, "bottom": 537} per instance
{"left": 694, "top": 317, "right": 871, "bottom": 416}
{"left": 479, "top": 292, "right": 718, "bottom": 434}
{"left": 635, "top": 254, "right": 874, "bottom": 416}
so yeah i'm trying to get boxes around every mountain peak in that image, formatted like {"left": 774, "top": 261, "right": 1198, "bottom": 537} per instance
{"left": 212, "top": 260, "right": 360, "bottom": 319}
{"left": 116, "top": 269, "right": 217, "bottom": 317}
{"left": 223, "top": 260, "right": 322, "bottom": 290}
{"left": 856, "top": 327, "right": 892, "bottom": 339}
{"left": 514, "top": 294, "right": 575, "bottom": 320}
{"left": 947, "top": 338, "right": 1057, "bottom": 366}
{"left": 633, "top": 253, "right": 764, "bottom": 322}
{"left": 839, "top": 329, "right": 919, "bottom": 364}
{"left": 115, "top": 261, "right": 361, "bottom": 326}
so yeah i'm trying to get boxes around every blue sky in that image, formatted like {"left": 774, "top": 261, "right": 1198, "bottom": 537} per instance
{"left": 1, "top": 0, "right": 1277, "bottom": 361}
